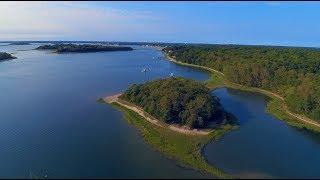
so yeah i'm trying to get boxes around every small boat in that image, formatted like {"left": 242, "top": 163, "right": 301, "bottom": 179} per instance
{"left": 141, "top": 68, "right": 147, "bottom": 73}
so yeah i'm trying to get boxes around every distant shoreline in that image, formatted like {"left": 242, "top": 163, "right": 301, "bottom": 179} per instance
{"left": 36, "top": 44, "right": 133, "bottom": 54}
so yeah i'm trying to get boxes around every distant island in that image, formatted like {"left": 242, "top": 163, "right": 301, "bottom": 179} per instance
{"left": 9, "top": 42, "right": 30, "bottom": 45}
{"left": 0, "top": 52, "right": 16, "bottom": 61}
{"left": 36, "top": 44, "right": 133, "bottom": 53}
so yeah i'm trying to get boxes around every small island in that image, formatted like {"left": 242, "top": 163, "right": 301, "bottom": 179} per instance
{"left": 0, "top": 52, "right": 16, "bottom": 61}
{"left": 103, "top": 77, "right": 236, "bottom": 178}
{"left": 36, "top": 44, "right": 133, "bottom": 53}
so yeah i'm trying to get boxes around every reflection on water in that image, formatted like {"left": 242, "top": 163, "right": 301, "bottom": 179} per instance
{"left": 0, "top": 44, "right": 212, "bottom": 178}
{"left": 2, "top": 43, "right": 320, "bottom": 178}
{"left": 205, "top": 88, "right": 320, "bottom": 179}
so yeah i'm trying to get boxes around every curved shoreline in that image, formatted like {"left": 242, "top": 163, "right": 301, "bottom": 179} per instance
{"left": 107, "top": 101, "right": 234, "bottom": 179}
{"left": 103, "top": 94, "right": 213, "bottom": 136}
{"left": 101, "top": 48, "right": 319, "bottom": 178}
{"left": 101, "top": 50, "right": 236, "bottom": 178}
{"left": 163, "top": 52, "right": 320, "bottom": 131}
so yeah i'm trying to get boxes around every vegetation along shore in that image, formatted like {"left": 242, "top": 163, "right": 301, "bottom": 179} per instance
{"left": 102, "top": 44, "right": 320, "bottom": 179}
{"left": 102, "top": 78, "right": 237, "bottom": 178}
{"left": 162, "top": 45, "right": 320, "bottom": 133}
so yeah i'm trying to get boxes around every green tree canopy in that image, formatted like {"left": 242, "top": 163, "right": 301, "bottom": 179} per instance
{"left": 120, "top": 77, "right": 224, "bottom": 129}
{"left": 163, "top": 45, "right": 320, "bottom": 121}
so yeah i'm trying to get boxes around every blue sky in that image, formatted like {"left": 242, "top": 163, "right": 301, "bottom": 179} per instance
{"left": 1, "top": 1, "right": 320, "bottom": 47}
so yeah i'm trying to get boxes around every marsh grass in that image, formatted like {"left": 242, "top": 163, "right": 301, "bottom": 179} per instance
{"left": 111, "top": 102, "right": 235, "bottom": 179}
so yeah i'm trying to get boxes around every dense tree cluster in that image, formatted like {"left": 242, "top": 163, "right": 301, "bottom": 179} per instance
{"left": 120, "top": 77, "right": 225, "bottom": 128}
{"left": 36, "top": 44, "right": 133, "bottom": 53}
{"left": 0, "top": 52, "right": 16, "bottom": 61}
{"left": 163, "top": 45, "right": 320, "bottom": 121}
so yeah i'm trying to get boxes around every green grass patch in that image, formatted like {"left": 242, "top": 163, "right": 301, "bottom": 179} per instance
{"left": 205, "top": 73, "right": 226, "bottom": 89}
{"left": 111, "top": 102, "right": 235, "bottom": 179}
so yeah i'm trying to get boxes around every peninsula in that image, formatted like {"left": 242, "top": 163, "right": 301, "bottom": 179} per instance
{"left": 104, "top": 77, "right": 237, "bottom": 178}
{"left": 36, "top": 44, "right": 133, "bottom": 53}
{"left": 0, "top": 52, "right": 16, "bottom": 61}
{"left": 120, "top": 77, "right": 230, "bottom": 129}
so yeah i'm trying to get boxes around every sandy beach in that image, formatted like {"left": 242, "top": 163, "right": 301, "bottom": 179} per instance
{"left": 104, "top": 94, "right": 212, "bottom": 135}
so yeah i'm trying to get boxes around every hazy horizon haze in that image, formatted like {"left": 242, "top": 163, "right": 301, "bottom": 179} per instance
{"left": 1, "top": 1, "right": 320, "bottom": 47}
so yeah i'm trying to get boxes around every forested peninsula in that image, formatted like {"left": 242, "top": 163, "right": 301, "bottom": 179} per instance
{"left": 120, "top": 77, "right": 232, "bottom": 129}
{"left": 105, "top": 77, "right": 236, "bottom": 178}
{"left": 0, "top": 52, "right": 16, "bottom": 61}
{"left": 36, "top": 44, "right": 133, "bottom": 53}
{"left": 163, "top": 45, "right": 320, "bottom": 125}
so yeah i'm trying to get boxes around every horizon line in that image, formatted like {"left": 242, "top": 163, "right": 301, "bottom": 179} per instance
{"left": 0, "top": 40, "right": 319, "bottom": 49}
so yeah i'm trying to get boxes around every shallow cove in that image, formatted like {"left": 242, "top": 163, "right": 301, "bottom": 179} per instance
{"left": 204, "top": 88, "right": 320, "bottom": 178}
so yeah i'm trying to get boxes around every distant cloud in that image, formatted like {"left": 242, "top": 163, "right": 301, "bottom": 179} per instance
{"left": 0, "top": 1, "right": 319, "bottom": 47}
{"left": 0, "top": 1, "right": 163, "bottom": 40}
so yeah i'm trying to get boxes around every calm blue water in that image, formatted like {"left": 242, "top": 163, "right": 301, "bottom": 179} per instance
{"left": 2, "top": 44, "right": 320, "bottom": 178}
{"left": 0, "top": 44, "right": 211, "bottom": 178}
{"left": 205, "top": 88, "right": 320, "bottom": 178}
